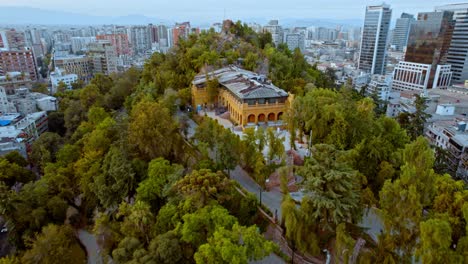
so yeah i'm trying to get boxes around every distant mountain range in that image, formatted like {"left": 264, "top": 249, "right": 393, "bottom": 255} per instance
{"left": 0, "top": 6, "right": 173, "bottom": 26}
{"left": 0, "top": 6, "right": 364, "bottom": 28}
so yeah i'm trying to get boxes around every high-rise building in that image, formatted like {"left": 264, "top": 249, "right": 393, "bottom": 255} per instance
{"left": 172, "top": 22, "right": 191, "bottom": 46}
{"left": 405, "top": 11, "right": 454, "bottom": 88}
{"left": 285, "top": 33, "right": 305, "bottom": 52}
{"left": 0, "top": 49, "right": 38, "bottom": 81}
{"left": 392, "top": 13, "right": 415, "bottom": 52}
{"left": 0, "top": 29, "right": 26, "bottom": 50}
{"left": 158, "top": 25, "right": 169, "bottom": 47}
{"left": 71, "top": 37, "right": 96, "bottom": 54}
{"left": 358, "top": 3, "right": 392, "bottom": 75}
{"left": 128, "top": 26, "right": 151, "bottom": 55}
{"left": 88, "top": 41, "right": 118, "bottom": 76}
{"left": 96, "top": 34, "right": 131, "bottom": 56}
{"left": 435, "top": 3, "right": 468, "bottom": 84}
{"left": 148, "top": 24, "right": 159, "bottom": 44}
{"left": 263, "top": 20, "right": 283, "bottom": 47}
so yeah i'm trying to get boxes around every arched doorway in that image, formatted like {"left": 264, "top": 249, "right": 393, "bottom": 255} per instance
{"left": 258, "top": 114, "right": 266, "bottom": 122}
{"left": 277, "top": 112, "right": 283, "bottom": 121}
{"left": 248, "top": 114, "right": 256, "bottom": 123}
{"left": 268, "top": 113, "right": 276, "bottom": 121}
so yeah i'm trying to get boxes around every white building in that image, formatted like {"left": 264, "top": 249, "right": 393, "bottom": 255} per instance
{"left": 433, "top": 65, "right": 453, "bottom": 89}
{"left": 426, "top": 120, "right": 468, "bottom": 181}
{"left": 6, "top": 88, "right": 57, "bottom": 114}
{"left": 71, "top": 37, "right": 96, "bottom": 54}
{"left": 50, "top": 67, "right": 78, "bottom": 93}
{"left": 0, "top": 111, "right": 48, "bottom": 157}
{"left": 0, "top": 86, "right": 16, "bottom": 114}
{"left": 392, "top": 61, "right": 432, "bottom": 93}
{"left": 263, "top": 20, "right": 283, "bottom": 47}
{"left": 392, "top": 61, "right": 452, "bottom": 94}
{"left": 285, "top": 33, "right": 305, "bottom": 52}
{"left": 368, "top": 74, "right": 391, "bottom": 101}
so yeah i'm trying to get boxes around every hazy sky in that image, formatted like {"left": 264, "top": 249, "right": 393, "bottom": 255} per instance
{"left": 0, "top": 0, "right": 460, "bottom": 22}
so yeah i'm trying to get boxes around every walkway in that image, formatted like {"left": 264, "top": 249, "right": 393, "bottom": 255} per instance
{"left": 77, "top": 229, "right": 102, "bottom": 264}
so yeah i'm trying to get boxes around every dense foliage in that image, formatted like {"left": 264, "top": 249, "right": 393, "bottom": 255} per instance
{"left": 1, "top": 21, "right": 466, "bottom": 264}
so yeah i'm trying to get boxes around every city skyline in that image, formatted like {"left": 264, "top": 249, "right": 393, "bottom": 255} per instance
{"left": 0, "top": 0, "right": 461, "bottom": 24}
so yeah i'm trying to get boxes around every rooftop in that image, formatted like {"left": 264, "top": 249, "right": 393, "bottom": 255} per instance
{"left": 193, "top": 66, "right": 288, "bottom": 100}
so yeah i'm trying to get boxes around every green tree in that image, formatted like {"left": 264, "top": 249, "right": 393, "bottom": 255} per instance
{"left": 21, "top": 224, "right": 86, "bottom": 264}
{"left": 149, "top": 231, "right": 183, "bottom": 264}
{"left": 47, "top": 111, "right": 66, "bottom": 136}
{"left": 266, "top": 127, "right": 285, "bottom": 164}
{"left": 56, "top": 81, "right": 68, "bottom": 93}
{"left": 128, "top": 98, "right": 180, "bottom": 161}
{"left": 416, "top": 218, "right": 461, "bottom": 263}
{"left": 299, "top": 144, "right": 362, "bottom": 231}
{"left": 90, "top": 73, "right": 114, "bottom": 94}
{"left": 79, "top": 84, "right": 103, "bottom": 110}
{"left": 93, "top": 145, "right": 135, "bottom": 208}
{"left": 175, "top": 169, "right": 232, "bottom": 207}
{"left": 117, "top": 201, "right": 155, "bottom": 245}
{"left": 0, "top": 158, "right": 34, "bottom": 187}
{"left": 136, "top": 158, "right": 183, "bottom": 209}
{"left": 4, "top": 151, "right": 28, "bottom": 167}
{"left": 217, "top": 129, "right": 241, "bottom": 174}
{"left": 379, "top": 138, "right": 437, "bottom": 261}
{"left": 30, "top": 132, "right": 63, "bottom": 171}
{"left": 181, "top": 205, "right": 237, "bottom": 248}
{"left": 194, "top": 224, "right": 275, "bottom": 264}
{"left": 243, "top": 52, "right": 259, "bottom": 71}
{"left": 334, "top": 223, "right": 356, "bottom": 264}
{"left": 281, "top": 194, "right": 320, "bottom": 255}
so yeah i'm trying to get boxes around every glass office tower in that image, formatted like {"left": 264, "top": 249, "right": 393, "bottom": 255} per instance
{"left": 436, "top": 4, "right": 468, "bottom": 84}
{"left": 405, "top": 11, "right": 454, "bottom": 88}
{"left": 392, "top": 13, "right": 415, "bottom": 52}
{"left": 358, "top": 3, "right": 392, "bottom": 75}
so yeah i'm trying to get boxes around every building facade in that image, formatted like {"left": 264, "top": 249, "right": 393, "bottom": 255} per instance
{"left": 0, "top": 111, "right": 48, "bottom": 157}
{"left": 54, "top": 55, "right": 93, "bottom": 83}
{"left": 435, "top": 4, "right": 468, "bottom": 85}
{"left": 285, "top": 33, "right": 305, "bottom": 52}
{"left": 96, "top": 34, "right": 132, "bottom": 56}
{"left": 368, "top": 74, "right": 391, "bottom": 101}
{"left": 70, "top": 37, "right": 96, "bottom": 54}
{"left": 0, "top": 49, "right": 39, "bottom": 81}
{"left": 172, "top": 22, "right": 191, "bottom": 46}
{"left": 405, "top": 11, "right": 455, "bottom": 88}
{"left": 88, "top": 41, "right": 118, "bottom": 75}
{"left": 358, "top": 3, "right": 392, "bottom": 75}
{"left": 0, "top": 72, "right": 33, "bottom": 94}
{"left": 392, "top": 13, "right": 415, "bottom": 51}
{"left": 263, "top": 20, "right": 284, "bottom": 47}
{"left": 192, "top": 66, "right": 290, "bottom": 128}
{"left": 128, "top": 26, "right": 151, "bottom": 55}
{"left": 392, "top": 61, "right": 432, "bottom": 92}
{"left": 0, "top": 29, "right": 26, "bottom": 50}
{"left": 50, "top": 67, "right": 78, "bottom": 92}
{"left": 426, "top": 120, "right": 468, "bottom": 181}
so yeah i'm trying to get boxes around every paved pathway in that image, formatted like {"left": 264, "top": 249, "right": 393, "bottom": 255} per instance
{"left": 231, "top": 166, "right": 283, "bottom": 219}
{"left": 77, "top": 229, "right": 102, "bottom": 264}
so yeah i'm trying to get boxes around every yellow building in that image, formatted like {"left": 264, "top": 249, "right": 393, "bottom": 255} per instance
{"left": 192, "top": 66, "right": 291, "bottom": 128}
